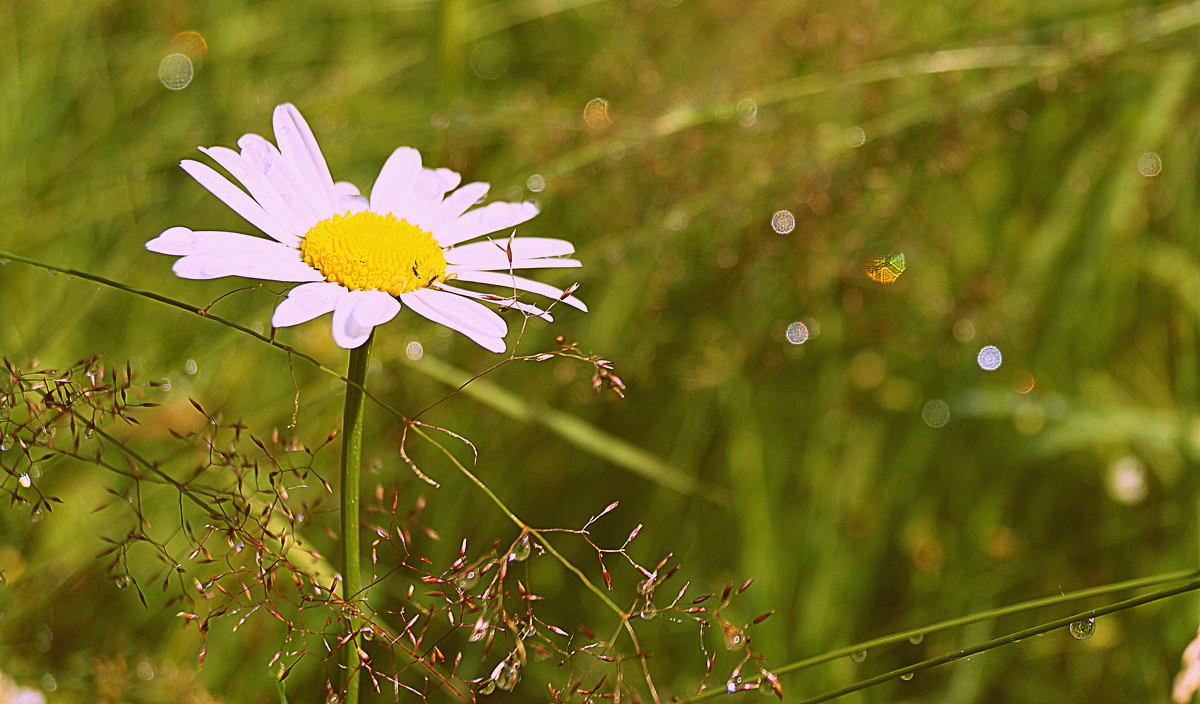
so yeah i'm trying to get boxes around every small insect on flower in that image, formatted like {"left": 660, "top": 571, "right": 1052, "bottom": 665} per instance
{"left": 147, "top": 103, "right": 585, "bottom": 351}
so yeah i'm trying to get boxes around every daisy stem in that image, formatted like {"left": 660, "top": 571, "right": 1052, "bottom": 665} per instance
{"left": 341, "top": 332, "right": 373, "bottom": 704}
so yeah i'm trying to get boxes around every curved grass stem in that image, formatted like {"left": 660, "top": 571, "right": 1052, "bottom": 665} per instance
{"left": 676, "top": 569, "right": 1200, "bottom": 703}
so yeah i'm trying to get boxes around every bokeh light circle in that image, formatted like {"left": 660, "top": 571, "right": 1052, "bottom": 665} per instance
{"left": 977, "top": 345, "right": 1002, "bottom": 371}
{"left": 785, "top": 322, "right": 810, "bottom": 345}
{"left": 158, "top": 53, "right": 194, "bottom": 90}
{"left": 771, "top": 210, "right": 795, "bottom": 234}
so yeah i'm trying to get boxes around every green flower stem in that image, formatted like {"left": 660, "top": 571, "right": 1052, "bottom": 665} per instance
{"left": 341, "top": 333, "right": 374, "bottom": 704}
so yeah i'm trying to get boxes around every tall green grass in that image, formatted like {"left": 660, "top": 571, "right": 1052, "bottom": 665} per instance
{"left": 1, "top": 0, "right": 1198, "bottom": 701}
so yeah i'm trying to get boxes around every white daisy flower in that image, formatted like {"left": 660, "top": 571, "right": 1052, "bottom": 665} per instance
{"left": 147, "top": 103, "right": 585, "bottom": 352}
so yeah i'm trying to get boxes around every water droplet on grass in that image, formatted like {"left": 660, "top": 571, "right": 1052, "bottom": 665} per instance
{"left": 405, "top": 341, "right": 424, "bottom": 361}
{"left": 491, "top": 659, "right": 520, "bottom": 691}
{"left": 456, "top": 568, "right": 480, "bottom": 590}
{"left": 508, "top": 534, "right": 531, "bottom": 562}
{"left": 469, "top": 615, "right": 489, "bottom": 642}
{"left": 900, "top": 672, "right": 914, "bottom": 681}
{"left": 185, "top": 359, "right": 198, "bottom": 374}
{"left": 908, "top": 633, "right": 924, "bottom": 645}
{"left": 1069, "top": 617, "right": 1096, "bottom": 640}
{"left": 526, "top": 174, "right": 545, "bottom": 192}
{"left": 849, "top": 649, "right": 867, "bottom": 663}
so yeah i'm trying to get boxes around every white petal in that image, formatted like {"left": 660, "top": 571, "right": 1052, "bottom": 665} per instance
{"left": 199, "top": 146, "right": 307, "bottom": 241}
{"left": 272, "top": 282, "right": 347, "bottom": 327}
{"left": 435, "top": 201, "right": 539, "bottom": 247}
{"left": 446, "top": 236, "right": 574, "bottom": 266}
{"left": 147, "top": 227, "right": 295, "bottom": 257}
{"left": 369, "top": 147, "right": 421, "bottom": 215}
{"left": 273, "top": 103, "right": 338, "bottom": 219}
{"left": 350, "top": 290, "right": 401, "bottom": 329}
{"left": 330, "top": 290, "right": 387, "bottom": 349}
{"left": 334, "top": 181, "right": 361, "bottom": 197}
{"left": 238, "top": 134, "right": 323, "bottom": 229}
{"left": 398, "top": 168, "right": 462, "bottom": 224}
{"left": 448, "top": 258, "right": 582, "bottom": 271}
{"left": 400, "top": 289, "right": 508, "bottom": 353}
{"left": 172, "top": 250, "right": 324, "bottom": 282}
{"left": 416, "top": 182, "right": 489, "bottom": 231}
{"left": 180, "top": 160, "right": 297, "bottom": 243}
{"left": 447, "top": 270, "right": 587, "bottom": 311}
{"left": 334, "top": 181, "right": 368, "bottom": 211}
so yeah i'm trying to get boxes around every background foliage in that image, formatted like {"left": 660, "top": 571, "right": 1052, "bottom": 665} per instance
{"left": 1, "top": 0, "right": 1198, "bottom": 701}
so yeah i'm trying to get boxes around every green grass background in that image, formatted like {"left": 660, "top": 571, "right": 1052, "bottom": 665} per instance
{"left": 1, "top": 0, "right": 1199, "bottom": 701}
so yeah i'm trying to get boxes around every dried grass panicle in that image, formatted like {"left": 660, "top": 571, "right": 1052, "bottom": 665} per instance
{"left": 2, "top": 352, "right": 772, "bottom": 702}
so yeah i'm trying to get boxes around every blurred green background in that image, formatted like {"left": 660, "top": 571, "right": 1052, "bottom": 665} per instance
{"left": 2, "top": 0, "right": 1199, "bottom": 701}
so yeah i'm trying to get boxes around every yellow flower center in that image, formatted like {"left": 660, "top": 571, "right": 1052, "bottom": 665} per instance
{"left": 300, "top": 211, "right": 447, "bottom": 295}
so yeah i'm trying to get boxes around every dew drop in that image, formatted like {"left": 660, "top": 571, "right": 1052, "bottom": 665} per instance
{"left": 405, "top": 341, "right": 424, "bottom": 361}
{"left": 185, "top": 359, "right": 199, "bottom": 375}
{"left": 726, "top": 675, "right": 743, "bottom": 693}
{"left": 508, "top": 534, "right": 531, "bottom": 562}
{"left": 725, "top": 629, "right": 745, "bottom": 650}
{"left": 771, "top": 210, "right": 796, "bottom": 234}
{"left": 158, "top": 53, "right": 194, "bottom": 90}
{"left": 900, "top": 672, "right": 914, "bottom": 681}
{"left": 908, "top": 633, "right": 925, "bottom": 645}
{"left": 456, "top": 568, "right": 480, "bottom": 591}
{"left": 849, "top": 649, "right": 868, "bottom": 663}
{"left": 115, "top": 575, "right": 132, "bottom": 590}
{"left": 1069, "top": 617, "right": 1096, "bottom": 640}
{"left": 785, "top": 321, "right": 810, "bottom": 345}
{"left": 977, "top": 345, "right": 1003, "bottom": 371}
{"left": 30, "top": 508, "right": 43, "bottom": 524}
{"left": 640, "top": 603, "right": 657, "bottom": 620}
{"left": 469, "top": 615, "right": 489, "bottom": 642}
{"left": 844, "top": 126, "right": 866, "bottom": 147}
{"left": 40, "top": 673, "right": 57, "bottom": 692}
{"left": 491, "top": 659, "right": 520, "bottom": 691}
{"left": 526, "top": 174, "right": 545, "bottom": 193}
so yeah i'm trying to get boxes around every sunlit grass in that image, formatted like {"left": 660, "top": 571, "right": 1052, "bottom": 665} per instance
{"left": 1, "top": 0, "right": 1198, "bottom": 702}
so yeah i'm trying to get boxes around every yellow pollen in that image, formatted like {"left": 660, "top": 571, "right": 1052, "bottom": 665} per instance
{"left": 300, "top": 211, "right": 447, "bottom": 295}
